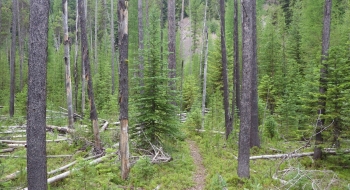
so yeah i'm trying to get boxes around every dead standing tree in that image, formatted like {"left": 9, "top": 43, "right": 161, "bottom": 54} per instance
{"left": 78, "top": 0, "right": 103, "bottom": 154}
{"left": 118, "top": 0, "right": 130, "bottom": 180}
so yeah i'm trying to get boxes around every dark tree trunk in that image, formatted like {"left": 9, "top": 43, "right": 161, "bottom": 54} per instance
{"left": 17, "top": 0, "right": 24, "bottom": 91}
{"left": 118, "top": 0, "right": 129, "bottom": 180}
{"left": 168, "top": 0, "right": 176, "bottom": 90}
{"left": 63, "top": 0, "right": 74, "bottom": 129}
{"left": 250, "top": 0, "right": 260, "bottom": 148}
{"left": 238, "top": 0, "right": 253, "bottom": 179}
{"left": 315, "top": 0, "right": 332, "bottom": 144}
{"left": 138, "top": 0, "right": 144, "bottom": 88}
{"left": 26, "top": 0, "right": 50, "bottom": 188}
{"left": 220, "top": 0, "right": 232, "bottom": 139}
{"left": 10, "top": 0, "right": 17, "bottom": 117}
{"left": 111, "top": 0, "right": 116, "bottom": 94}
{"left": 233, "top": 0, "right": 240, "bottom": 117}
{"left": 79, "top": 0, "right": 103, "bottom": 154}
{"left": 94, "top": 0, "right": 98, "bottom": 74}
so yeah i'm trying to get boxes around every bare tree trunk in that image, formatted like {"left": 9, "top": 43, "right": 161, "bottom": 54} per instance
{"left": 250, "top": 0, "right": 260, "bottom": 148}
{"left": 138, "top": 0, "right": 144, "bottom": 87}
{"left": 118, "top": 0, "right": 129, "bottom": 180}
{"left": 233, "top": 0, "right": 240, "bottom": 117}
{"left": 168, "top": 0, "right": 176, "bottom": 91}
{"left": 315, "top": 0, "right": 332, "bottom": 149}
{"left": 79, "top": 0, "right": 103, "bottom": 154}
{"left": 111, "top": 0, "right": 116, "bottom": 95}
{"left": 94, "top": 0, "right": 98, "bottom": 74}
{"left": 238, "top": 0, "right": 253, "bottom": 179}
{"left": 201, "top": 27, "right": 209, "bottom": 130}
{"left": 81, "top": 1, "right": 86, "bottom": 117}
{"left": 219, "top": 0, "right": 232, "bottom": 139}
{"left": 27, "top": 0, "right": 50, "bottom": 188}
{"left": 10, "top": 0, "right": 17, "bottom": 117}
{"left": 181, "top": 0, "right": 184, "bottom": 21}
{"left": 63, "top": 0, "right": 74, "bottom": 129}
{"left": 74, "top": 0, "right": 80, "bottom": 112}
{"left": 201, "top": 0, "right": 208, "bottom": 130}
{"left": 17, "top": 0, "right": 24, "bottom": 91}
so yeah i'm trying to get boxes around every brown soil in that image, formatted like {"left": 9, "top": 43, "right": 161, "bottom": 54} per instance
{"left": 187, "top": 140, "right": 206, "bottom": 190}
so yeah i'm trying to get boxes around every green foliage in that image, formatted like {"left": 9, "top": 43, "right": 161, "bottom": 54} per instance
{"left": 130, "top": 156, "right": 155, "bottom": 185}
{"left": 262, "top": 115, "right": 278, "bottom": 140}
{"left": 182, "top": 75, "right": 200, "bottom": 111}
{"left": 208, "top": 173, "right": 227, "bottom": 190}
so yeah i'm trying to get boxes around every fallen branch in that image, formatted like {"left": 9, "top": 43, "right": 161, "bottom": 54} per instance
{"left": 0, "top": 155, "right": 72, "bottom": 158}
{"left": 250, "top": 149, "right": 350, "bottom": 160}
{"left": 0, "top": 139, "right": 67, "bottom": 144}
{"left": 46, "top": 125, "right": 74, "bottom": 134}
{"left": 0, "top": 130, "right": 26, "bottom": 134}
{"left": 0, "top": 170, "right": 23, "bottom": 182}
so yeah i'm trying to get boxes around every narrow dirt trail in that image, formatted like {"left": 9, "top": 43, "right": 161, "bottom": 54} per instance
{"left": 187, "top": 140, "right": 206, "bottom": 190}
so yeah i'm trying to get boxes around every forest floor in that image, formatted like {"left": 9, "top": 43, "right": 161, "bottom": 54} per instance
{"left": 187, "top": 140, "right": 206, "bottom": 190}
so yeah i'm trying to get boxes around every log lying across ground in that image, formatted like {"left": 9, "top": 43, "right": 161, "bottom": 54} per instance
{"left": 250, "top": 149, "right": 350, "bottom": 160}
{"left": 0, "top": 155, "right": 72, "bottom": 158}
{"left": 99, "top": 121, "right": 109, "bottom": 132}
{"left": 195, "top": 129, "right": 225, "bottom": 134}
{"left": 0, "top": 139, "right": 67, "bottom": 144}
{"left": 0, "top": 148, "right": 15, "bottom": 153}
{"left": 46, "top": 125, "right": 74, "bottom": 134}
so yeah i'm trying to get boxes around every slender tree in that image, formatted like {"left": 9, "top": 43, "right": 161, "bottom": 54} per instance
{"left": 17, "top": 0, "right": 24, "bottom": 91}
{"left": 138, "top": 0, "right": 144, "bottom": 87}
{"left": 238, "top": 0, "right": 253, "bottom": 178}
{"left": 27, "top": 0, "right": 50, "bottom": 188}
{"left": 219, "top": 0, "right": 232, "bottom": 139}
{"left": 79, "top": 0, "right": 103, "bottom": 154}
{"left": 94, "top": 0, "right": 98, "bottom": 74}
{"left": 315, "top": 0, "right": 332, "bottom": 152}
{"left": 62, "top": 0, "right": 74, "bottom": 129}
{"left": 9, "top": 0, "right": 17, "bottom": 117}
{"left": 118, "top": 0, "right": 130, "bottom": 180}
{"left": 168, "top": 0, "right": 176, "bottom": 90}
{"left": 111, "top": 0, "right": 116, "bottom": 94}
{"left": 74, "top": 0, "right": 80, "bottom": 112}
{"left": 233, "top": 0, "right": 240, "bottom": 117}
{"left": 250, "top": 0, "right": 260, "bottom": 148}
{"left": 201, "top": 0, "right": 208, "bottom": 129}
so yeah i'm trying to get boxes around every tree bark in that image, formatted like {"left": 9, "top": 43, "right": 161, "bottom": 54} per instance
{"left": 168, "top": 0, "right": 176, "bottom": 91}
{"left": 94, "top": 0, "right": 98, "bottom": 74}
{"left": 62, "top": 0, "right": 74, "bottom": 129}
{"left": 79, "top": 0, "right": 103, "bottom": 154}
{"left": 138, "top": 0, "right": 144, "bottom": 88}
{"left": 10, "top": 0, "right": 17, "bottom": 117}
{"left": 118, "top": 0, "right": 129, "bottom": 180}
{"left": 238, "top": 0, "right": 253, "bottom": 179}
{"left": 111, "top": 0, "right": 116, "bottom": 95}
{"left": 315, "top": 0, "right": 332, "bottom": 145}
{"left": 201, "top": 0, "right": 208, "bottom": 130}
{"left": 74, "top": 0, "right": 80, "bottom": 113}
{"left": 17, "top": 0, "right": 24, "bottom": 91}
{"left": 233, "top": 0, "right": 240, "bottom": 117}
{"left": 27, "top": 0, "right": 50, "bottom": 188}
{"left": 250, "top": 0, "right": 260, "bottom": 148}
{"left": 219, "top": 0, "right": 232, "bottom": 139}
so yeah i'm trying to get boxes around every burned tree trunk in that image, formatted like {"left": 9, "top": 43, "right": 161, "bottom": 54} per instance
{"left": 79, "top": 0, "right": 103, "bottom": 154}
{"left": 168, "top": 0, "right": 176, "bottom": 91}
{"left": 118, "top": 0, "right": 130, "bottom": 180}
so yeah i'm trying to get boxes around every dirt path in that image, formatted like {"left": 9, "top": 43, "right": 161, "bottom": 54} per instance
{"left": 187, "top": 140, "right": 206, "bottom": 190}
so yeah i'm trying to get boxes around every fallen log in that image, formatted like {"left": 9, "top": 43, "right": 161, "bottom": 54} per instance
{"left": 250, "top": 149, "right": 350, "bottom": 160}
{"left": 99, "top": 121, "right": 109, "bottom": 132}
{"left": 195, "top": 129, "right": 225, "bottom": 134}
{"left": 0, "top": 148, "right": 15, "bottom": 153}
{"left": 0, "top": 155, "right": 72, "bottom": 158}
{"left": 46, "top": 125, "right": 74, "bottom": 134}
{"left": 0, "top": 130, "right": 26, "bottom": 134}
{"left": 0, "top": 139, "right": 67, "bottom": 144}
{"left": 0, "top": 170, "right": 23, "bottom": 182}
{"left": 7, "top": 144, "right": 26, "bottom": 148}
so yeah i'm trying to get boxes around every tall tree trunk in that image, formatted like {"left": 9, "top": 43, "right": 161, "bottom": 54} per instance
{"left": 17, "top": 0, "right": 24, "bottom": 91}
{"left": 74, "top": 0, "right": 80, "bottom": 112}
{"left": 138, "top": 0, "right": 144, "bottom": 87}
{"left": 79, "top": 0, "right": 103, "bottom": 154}
{"left": 118, "top": 0, "right": 129, "bottom": 180}
{"left": 219, "top": 0, "right": 232, "bottom": 139}
{"left": 81, "top": 1, "right": 86, "bottom": 117}
{"left": 238, "top": 0, "right": 253, "bottom": 179}
{"left": 94, "top": 0, "right": 98, "bottom": 74}
{"left": 201, "top": 0, "right": 208, "bottom": 130}
{"left": 233, "top": 0, "right": 240, "bottom": 117}
{"left": 27, "top": 0, "right": 50, "bottom": 188}
{"left": 9, "top": 0, "right": 17, "bottom": 117}
{"left": 63, "top": 0, "right": 74, "bottom": 129}
{"left": 250, "top": 0, "right": 260, "bottom": 148}
{"left": 111, "top": 0, "right": 116, "bottom": 95}
{"left": 315, "top": 0, "right": 332, "bottom": 147}
{"left": 201, "top": 27, "right": 209, "bottom": 130}
{"left": 181, "top": 0, "right": 184, "bottom": 21}
{"left": 168, "top": 0, "right": 176, "bottom": 90}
